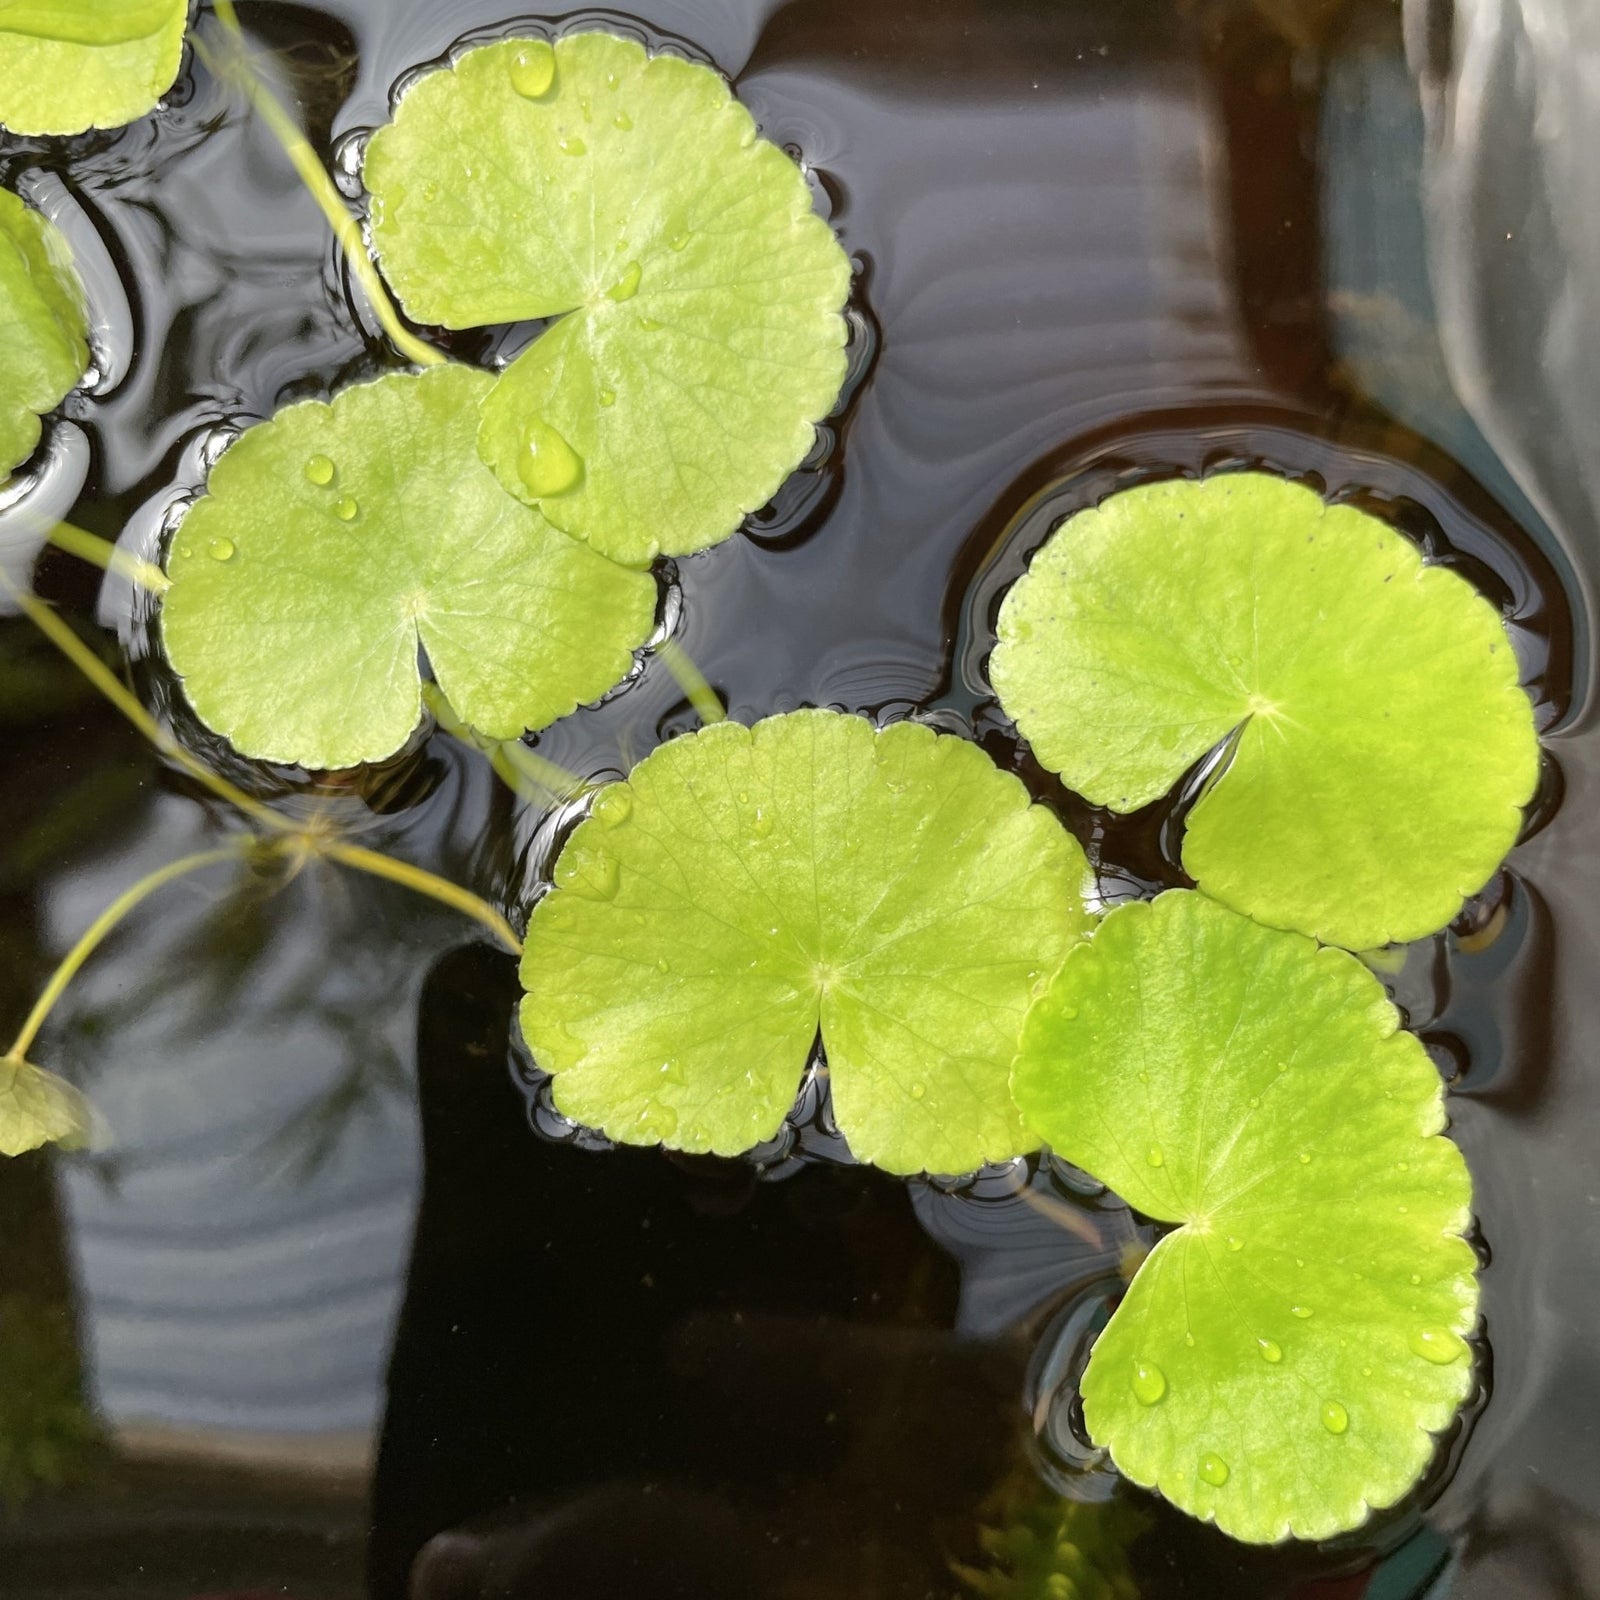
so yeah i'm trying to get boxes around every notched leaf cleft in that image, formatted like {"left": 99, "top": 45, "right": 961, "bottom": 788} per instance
{"left": 159, "top": 364, "right": 657, "bottom": 771}
{"left": 520, "top": 708, "right": 1096, "bottom": 1175}
{"left": 991, "top": 471, "right": 1541, "bottom": 949}
{"left": 1011, "top": 890, "right": 1479, "bottom": 1543}
{"left": 364, "top": 30, "right": 853, "bottom": 566}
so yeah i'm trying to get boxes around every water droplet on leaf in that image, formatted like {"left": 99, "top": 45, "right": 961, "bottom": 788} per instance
{"left": 208, "top": 538, "right": 235, "bottom": 561}
{"left": 334, "top": 496, "right": 359, "bottom": 521}
{"left": 304, "top": 454, "right": 335, "bottom": 486}
{"left": 1227, "top": 1236, "right": 1243, "bottom": 1252}
{"left": 1146, "top": 1144, "right": 1164, "bottom": 1167}
{"left": 517, "top": 419, "right": 584, "bottom": 497}
{"left": 613, "top": 110, "right": 632, "bottom": 130}
{"left": 1410, "top": 1327, "right": 1468, "bottom": 1365}
{"left": 607, "top": 260, "right": 642, "bottom": 301}
{"left": 1199, "top": 1453, "right": 1230, "bottom": 1487}
{"left": 670, "top": 230, "right": 690, "bottom": 251}
{"left": 509, "top": 42, "right": 556, "bottom": 99}
{"left": 1257, "top": 1338, "right": 1282, "bottom": 1363}
{"left": 1132, "top": 1360, "right": 1166, "bottom": 1405}
{"left": 1290, "top": 1305, "right": 1313, "bottom": 1319}
{"left": 591, "top": 786, "right": 633, "bottom": 826}
{"left": 599, "top": 387, "right": 616, "bottom": 408}
{"left": 1321, "top": 1400, "right": 1349, "bottom": 1435}
{"left": 909, "top": 1082, "right": 926, "bottom": 1100}
{"left": 559, "top": 135, "right": 587, "bottom": 156}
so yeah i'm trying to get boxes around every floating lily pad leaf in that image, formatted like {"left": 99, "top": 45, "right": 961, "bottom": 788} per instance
{"left": 160, "top": 365, "right": 657, "bottom": 771}
{"left": 0, "top": 189, "right": 90, "bottom": 482}
{"left": 364, "top": 31, "right": 852, "bottom": 567}
{"left": 990, "top": 473, "right": 1540, "bottom": 949}
{"left": 0, "top": 1056, "right": 91, "bottom": 1156}
{"left": 1012, "top": 890, "right": 1478, "bottom": 1544}
{"left": 520, "top": 709, "right": 1094, "bottom": 1174}
{"left": 0, "top": 0, "right": 187, "bottom": 136}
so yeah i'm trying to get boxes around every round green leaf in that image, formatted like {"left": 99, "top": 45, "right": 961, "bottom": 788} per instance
{"left": 0, "top": 1056, "right": 90, "bottom": 1156}
{"left": 990, "top": 472, "right": 1540, "bottom": 949}
{"left": 0, "top": 0, "right": 187, "bottom": 136}
{"left": 1012, "top": 890, "right": 1478, "bottom": 1544}
{"left": 364, "top": 31, "right": 852, "bottom": 567}
{"left": 0, "top": 189, "right": 90, "bottom": 481}
{"left": 160, "top": 365, "right": 657, "bottom": 771}
{"left": 520, "top": 709, "right": 1095, "bottom": 1175}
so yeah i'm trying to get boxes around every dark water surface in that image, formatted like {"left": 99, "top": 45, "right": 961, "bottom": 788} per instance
{"left": 3, "top": 2, "right": 1599, "bottom": 1597}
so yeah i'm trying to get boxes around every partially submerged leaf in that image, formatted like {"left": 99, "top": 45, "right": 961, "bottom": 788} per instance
{"left": 364, "top": 31, "right": 851, "bottom": 567}
{"left": 0, "top": 189, "right": 90, "bottom": 482}
{"left": 990, "top": 472, "right": 1540, "bottom": 948}
{"left": 520, "top": 709, "right": 1094, "bottom": 1174}
{"left": 0, "top": 0, "right": 187, "bottom": 136}
{"left": 160, "top": 365, "right": 657, "bottom": 770}
{"left": 0, "top": 1055, "right": 90, "bottom": 1156}
{"left": 1011, "top": 891, "right": 1478, "bottom": 1543}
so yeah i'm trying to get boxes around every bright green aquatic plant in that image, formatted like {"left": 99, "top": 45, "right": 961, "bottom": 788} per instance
{"left": 0, "top": 0, "right": 188, "bottom": 136}
{"left": 160, "top": 366, "right": 657, "bottom": 770}
{"left": 364, "top": 31, "right": 852, "bottom": 566}
{"left": 991, "top": 472, "right": 1539, "bottom": 949}
{"left": 520, "top": 708, "right": 1095, "bottom": 1174}
{"left": 0, "top": 188, "right": 89, "bottom": 483}
{"left": 1011, "top": 890, "right": 1478, "bottom": 1543}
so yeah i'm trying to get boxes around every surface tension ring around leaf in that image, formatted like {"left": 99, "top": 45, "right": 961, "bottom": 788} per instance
{"left": 520, "top": 708, "right": 1096, "bottom": 1175}
{"left": 990, "top": 472, "right": 1540, "bottom": 949}
{"left": 1011, "top": 890, "right": 1479, "bottom": 1543}
{"left": 160, "top": 364, "right": 658, "bottom": 771}
{"left": 363, "top": 30, "right": 853, "bottom": 567}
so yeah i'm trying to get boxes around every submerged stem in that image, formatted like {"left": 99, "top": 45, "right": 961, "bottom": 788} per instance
{"left": 201, "top": 8, "right": 443, "bottom": 370}
{"left": 0, "top": 574, "right": 293, "bottom": 833}
{"left": 657, "top": 638, "right": 727, "bottom": 725}
{"left": 6, "top": 841, "right": 253, "bottom": 1063}
{"left": 323, "top": 841, "right": 523, "bottom": 956}
{"left": 43, "top": 521, "right": 169, "bottom": 594}
{"left": 421, "top": 683, "right": 591, "bottom": 804}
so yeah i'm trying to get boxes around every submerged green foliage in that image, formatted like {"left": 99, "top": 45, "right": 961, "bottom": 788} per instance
{"left": 0, "top": 0, "right": 187, "bottom": 135}
{"left": 161, "top": 366, "right": 657, "bottom": 770}
{"left": 0, "top": 1295, "right": 103, "bottom": 1505}
{"left": 954, "top": 1472, "right": 1146, "bottom": 1600}
{"left": 365, "top": 31, "right": 852, "bottom": 566}
{"left": 521, "top": 709, "right": 1094, "bottom": 1174}
{"left": 991, "top": 473, "right": 1540, "bottom": 949}
{"left": 1012, "top": 891, "right": 1478, "bottom": 1543}
{"left": 0, "top": 1055, "right": 90, "bottom": 1157}
{"left": 0, "top": 189, "right": 89, "bottom": 482}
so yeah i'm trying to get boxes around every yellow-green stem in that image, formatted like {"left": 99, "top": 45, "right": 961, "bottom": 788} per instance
{"left": 421, "top": 683, "right": 590, "bottom": 802}
{"left": 0, "top": 574, "right": 292, "bottom": 833}
{"left": 44, "top": 521, "right": 169, "bottom": 594}
{"left": 6, "top": 842, "right": 252, "bottom": 1062}
{"left": 657, "top": 638, "right": 727, "bottom": 725}
{"left": 202, "top": 8, "right": 443, "bottom": 370}
{"left": 324, "top": 841, "right": 523, "bottom": 955}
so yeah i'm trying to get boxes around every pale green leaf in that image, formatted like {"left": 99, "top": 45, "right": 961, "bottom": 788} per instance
{"left": 364, "top": 31, "right": 852, "bottom": 567}
{"left": 990, "top": 472, "right": 1540, "bottom": 949}
{"left": 0, "top": 0, "right": 175, "bottom": 46}
{"left": 0, "top": 0, "right": 187, "bottom": 136}
{"left": 520, "top": 709, "right": 1094, "bottom": 1174}
{"left": 0, "top": 1056, "right": 90, "bottom": 1156}
{"left": 0, "top": 189, "right": 89, "bottom": 481}
{"left": 160, "top": 365, "right": 657, "bottom": 771}
{"left": 1011, "top": 890, "right": 1478, "bottom": 1543}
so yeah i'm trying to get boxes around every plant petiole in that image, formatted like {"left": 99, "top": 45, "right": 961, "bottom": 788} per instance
{"left": 321, "top": 841, "right": 523, "bottom": 955}
{"left": 200, "top": 5, "right": 443, "bottom": 370}
{"left": 656, "top": 637, "right": 726, "bottom": 725}
{"left": 42, "top": 520, "right": 169, "bottom": 594}
{"left": 5, "top": 840, "right": 254, "bottom": 1063}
